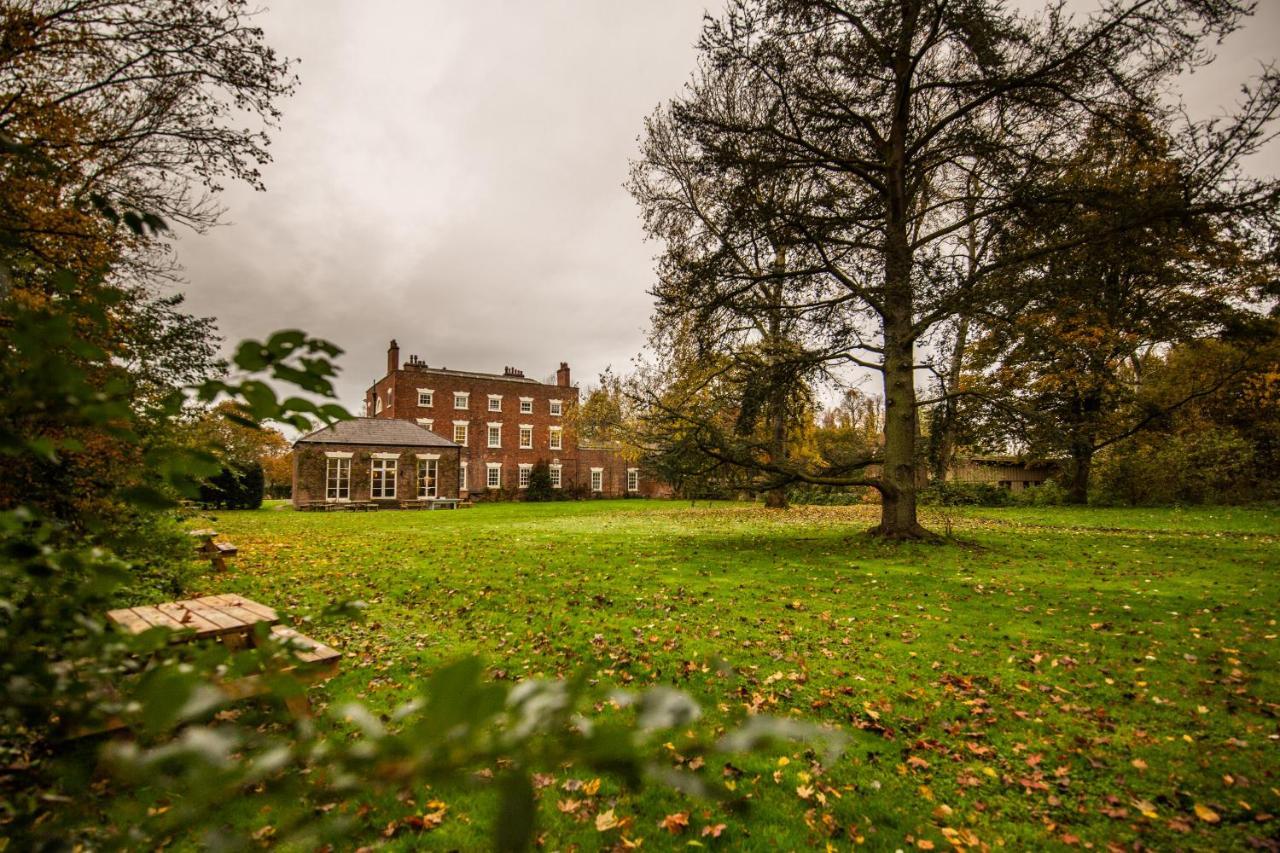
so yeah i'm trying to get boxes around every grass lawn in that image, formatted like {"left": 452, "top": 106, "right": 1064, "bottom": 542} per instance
{"left": 146, "top": 500, "right": 1277, "bottom": 849}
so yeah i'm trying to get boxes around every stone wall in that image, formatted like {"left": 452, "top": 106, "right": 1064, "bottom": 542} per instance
{"left": 292, "top": 442, "right": 461, "bottom": 506}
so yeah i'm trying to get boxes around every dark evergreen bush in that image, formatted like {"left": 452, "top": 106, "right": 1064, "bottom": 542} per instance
{"left": 199, "top": 462, "right": 265, "bottom": 509}
{"left": 525, "top": 460, "right": 554, "bottom": 501}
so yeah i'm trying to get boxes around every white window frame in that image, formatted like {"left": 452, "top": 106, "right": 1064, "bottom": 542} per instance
{"left": 487, "top": 394, "right": 502, "bottom": 412}
{"left": 374, "top": 397, "right": 383, "bottom": 414}
{"left": 486, "top": 462, "right": 502, "bottom": 489}
{"left": 417, "top": 388, "right": 434, "bottom": 407}
{"left": 549, "top": 399, "right": 562, "bottom": 416}
{"left": 548, "top": 426, "right": 562, "bottom": 451}
{"left": 452, "top": 420, "right": 468, "bottom": 445}
{"left": 324, "top": 452, "right": 352, "bottom": 502}
{"left": 454, "top": 392, "right": 470, "bottom": 409}
{"left": 549, "top": 464, "right": 562, "bottom": 489}
{"left": 370, "top": 454, "right": 399, "bottom": 499}
{"left": 416, "top": 454, "right": 439, "bottom": 499}
{"left": 519, "top": 424, "right": 533, "bottom": 449}
{"left": 590, "top": 467, "right": 603, "bottom": 493}
{"left": 518, "top": 463, "right": 532, "bottom": 489}
{"left": 416, "top": 418, "right": 434, "bottom": 431}
{"left": 487, "top": 422, "right": 502, "bottom": 448}
{"left": 519, "top": 397, "right": 533, "bottom": 414}
{"left": 627, "top": 468, "right": 639, "bottom": 492}
{"left": 459, "top": 463, "right": 467, "bottom": 491}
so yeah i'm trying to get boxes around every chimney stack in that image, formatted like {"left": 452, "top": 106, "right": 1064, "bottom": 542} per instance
{"left": 556, "top": 361, "right": 571, "bottom": 387}
{"left": 387, "top": 339, "right": 400, "bottom": 375}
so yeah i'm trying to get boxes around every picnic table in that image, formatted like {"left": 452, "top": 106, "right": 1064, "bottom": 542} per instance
{"left": 297, "top": 500, "right": 378, "bottom": 512}
{"left": 398, "top": 498, "right": 462, "bottom": 510}
{"left": 105, "top": 594, "right": 340, "bottom": 718}
{"left": 189, "top": 529, "right": 237, "bottom": 571}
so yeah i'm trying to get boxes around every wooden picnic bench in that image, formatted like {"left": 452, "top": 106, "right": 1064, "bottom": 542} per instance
{"left": 297, "top": 500, "right": 379, "bottom": 512}
{"left": 398, "top": 498, "right": 461, "bottom": 510}
{"left": 103, "top": 594, "right": 340, "bottom": 723}
{"left": 189, "top": 529, "right": 237, "bottom": 571}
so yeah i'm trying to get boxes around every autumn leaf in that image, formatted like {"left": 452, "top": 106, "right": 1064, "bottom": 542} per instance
{"left": 659, "top": 811, "right": 690, "bottom": 834}
{"left": 1194, "top": 803, "right": 1221, "bottom": 824}
{"left": 701, "top": 823, "right": 727, "bottom": 838}
{"left": 596, "top": 808, "right": 621, "bottom": 832}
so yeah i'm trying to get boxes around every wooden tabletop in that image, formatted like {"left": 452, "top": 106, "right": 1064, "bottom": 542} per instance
{"left": 107, "top": 594, "right": 278, "bottom": 640}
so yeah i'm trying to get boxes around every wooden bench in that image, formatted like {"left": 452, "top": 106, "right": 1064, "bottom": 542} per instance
{"left": 103, "top": 594, "right": 341, "bottom": 723}
{"left": 399, "top": 498, "right": 461, "bottom": 510}
{"left": 189, "top": 529, "right": 238, "bottom": 571}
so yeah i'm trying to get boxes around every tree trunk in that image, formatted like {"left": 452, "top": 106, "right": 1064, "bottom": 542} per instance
{"left": 762, "top": 251, "right": 789, "bottom": 510}
{"left": 874, "top": 225, "right": 929, "bottom": 538}
{"left": 872, "top": 33, "right": 931, "bottom": 540}
{"left": 875, "top": 314, "right": 930, "bottom": 538}
{"left": 930, "top": 314, "right": 970, "bottom": 483}
{"left": 1067, "top": 442, "right": 1092, "bottom": 505}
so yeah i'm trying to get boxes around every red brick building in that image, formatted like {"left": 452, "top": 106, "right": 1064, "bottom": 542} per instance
{"left": 364, "top": 340, "right": 661, "bottom": 499}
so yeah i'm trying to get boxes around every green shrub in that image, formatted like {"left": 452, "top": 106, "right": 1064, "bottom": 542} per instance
{"left": 1013, "top": 480, "right": 1068, "bottom": 506}
{"left": 525, "top": 460, "right": 554, "bottom": 501}
{"left": 1093, "top": 428, "right": 1259, "bottom": 505}
{"left": 786, "top": 484, "right": 875, "bottom": 505}
{"left": 919, "top": 481, "right": 1015, "bottom": 506}
{"left": 198, "top": 462, "right": 265, "bottom": 509}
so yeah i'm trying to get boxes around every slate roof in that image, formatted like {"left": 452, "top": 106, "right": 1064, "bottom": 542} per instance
{"left": 294, "top": 417, "right": 458, "bottom": 448}
{"left": 402, "top": 365, "right": 546, "bottom": 385}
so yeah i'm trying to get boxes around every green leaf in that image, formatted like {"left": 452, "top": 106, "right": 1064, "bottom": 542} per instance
{"left": 494, "top": 773, "right": 535, "bottom": 853}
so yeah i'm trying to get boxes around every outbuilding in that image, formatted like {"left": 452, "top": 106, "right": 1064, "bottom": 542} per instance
{"left": 292, "top": 418, "right": 461, "bottom": 507}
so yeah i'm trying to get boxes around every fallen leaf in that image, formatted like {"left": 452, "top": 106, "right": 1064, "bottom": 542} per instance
{"left": 1194, "top": 803, "right": 1220, "bottom": 824}
{"left": 659, "top": 812, "right": 689, "bottom": 835}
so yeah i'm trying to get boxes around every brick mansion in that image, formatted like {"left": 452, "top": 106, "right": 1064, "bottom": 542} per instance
{"left": 291, "top": 341, "right": 663, "bottom": 506}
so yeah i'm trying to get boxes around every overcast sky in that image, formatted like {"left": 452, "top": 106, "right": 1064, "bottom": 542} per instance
{"left": 174, "top": 1, "right": 1279, "bottom": 412}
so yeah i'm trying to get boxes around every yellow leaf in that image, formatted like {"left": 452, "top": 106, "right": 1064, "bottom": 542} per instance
{"left": 596, "top": 808, "right": 621, "bottom": 832}
{"left": 1194, "top": 803, "right": 1220, "bottom": 824}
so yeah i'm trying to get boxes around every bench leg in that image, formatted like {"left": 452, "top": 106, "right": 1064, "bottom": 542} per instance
{"left": 284, "top": 692, "right": 312, "bottom": 718}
